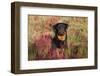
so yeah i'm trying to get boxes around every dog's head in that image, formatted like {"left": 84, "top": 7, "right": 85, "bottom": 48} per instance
{"left": 53, "top": 23, "right": 69, "bottom": 41}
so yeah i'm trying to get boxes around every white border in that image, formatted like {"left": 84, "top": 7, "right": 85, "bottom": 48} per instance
{"left": 20, "top": 6, "right": 95, "bottom": 70}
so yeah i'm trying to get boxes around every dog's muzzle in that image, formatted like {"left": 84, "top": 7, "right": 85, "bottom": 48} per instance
{"left": 57, "top": 34, "right": 66, "bottom": 41}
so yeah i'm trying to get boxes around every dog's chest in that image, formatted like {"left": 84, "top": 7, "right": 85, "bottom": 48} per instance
{"left": 52, "top": 38, "right": 65, "bottom": 49}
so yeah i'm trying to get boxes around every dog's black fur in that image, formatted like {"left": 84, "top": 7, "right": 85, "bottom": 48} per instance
{"left": 52, "top": 23, "right": 69, "bottom": 49}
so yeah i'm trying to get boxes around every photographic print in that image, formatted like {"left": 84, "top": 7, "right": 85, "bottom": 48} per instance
{"left": 28, "top": 15, "right": 88, "bottom": 60}
{"left": 11, "top": 2, "right": 97, "bottom": 74}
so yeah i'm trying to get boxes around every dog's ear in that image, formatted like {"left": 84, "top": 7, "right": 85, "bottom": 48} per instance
{"left": 64, "top": 23, "right": 69, "bottom": 30}
{"left": 53, "top": 23, "right": 58, "bottom": 32}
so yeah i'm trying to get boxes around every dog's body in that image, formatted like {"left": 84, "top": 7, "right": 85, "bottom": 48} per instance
{"left": 52, "top": 23, "right": 69, "bottom": 49}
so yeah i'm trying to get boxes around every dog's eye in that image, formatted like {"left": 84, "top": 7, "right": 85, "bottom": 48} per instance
{"left": 57, "top": 25, "right": 61, "bottom": 29}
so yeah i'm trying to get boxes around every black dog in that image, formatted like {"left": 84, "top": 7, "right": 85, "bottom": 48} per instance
{"left": 52, "top": 23, "right": 69, "bottom": 49}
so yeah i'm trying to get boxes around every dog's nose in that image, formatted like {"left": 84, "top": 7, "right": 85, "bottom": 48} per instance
{"left": 58, "top": 30, "right": 66, "bottom": 36}
{"left": 58, "top": 33, "right": 64, "bottom": 36}
{"left": 58, "top": 28, "right": 65, "bottom": 33}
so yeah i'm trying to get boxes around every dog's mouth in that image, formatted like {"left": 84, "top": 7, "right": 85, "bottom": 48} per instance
{"left": 57, "top": 34, "right": 66, "bottom": 41}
